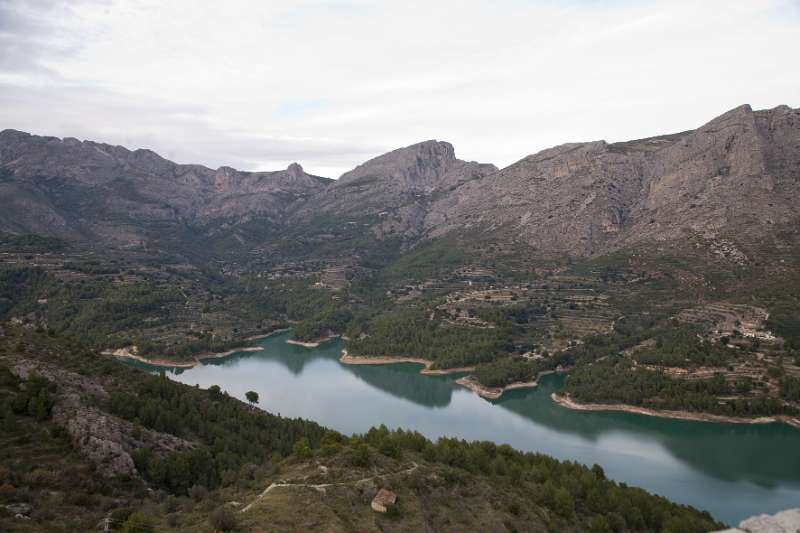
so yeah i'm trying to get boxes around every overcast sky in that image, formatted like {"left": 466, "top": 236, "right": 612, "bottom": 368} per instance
{"left": 1, "top": 0, "right": 798, "bottom": 178}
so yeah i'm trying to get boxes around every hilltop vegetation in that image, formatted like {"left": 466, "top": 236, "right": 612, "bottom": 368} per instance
{"left": 563, "top": 358, "right": 797, "bottom": 418}
{"left": 346, "top": 307, "right": 512, "bottom": 368}
{"left": 0, "top": 257, "right": 292, "bottom": 358}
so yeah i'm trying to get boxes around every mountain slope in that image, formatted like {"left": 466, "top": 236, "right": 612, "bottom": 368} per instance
{"left": 291, "top": 140, "right": 498, "bottom": 243}
{"left": 428, "top": 104, "right": 800, "bottom": 257}
{"left": 426, "top": 106, "right": 800, "bottom": 256}
{"left": 0, "top": 129, "right": 331, "bottom": 250}
{"left": 2, "top": 104, "right": 797, "bottom": 262}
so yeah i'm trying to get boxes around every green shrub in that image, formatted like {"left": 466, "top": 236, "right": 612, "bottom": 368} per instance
{"left": 292, "top": 438, "right": 312, "bottom": 460}
{"left": 210, "top": 505, "right": 237, "bottom": 531}
{"left": 120, "top": 512, "right": 155, "bottom": 533}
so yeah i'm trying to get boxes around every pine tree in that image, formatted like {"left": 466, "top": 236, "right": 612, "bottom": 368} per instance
{"left": 245, "top": 390, "right": 259, "bottom": 406}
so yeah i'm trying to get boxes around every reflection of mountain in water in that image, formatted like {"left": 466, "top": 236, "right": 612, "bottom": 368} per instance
{"left": 262, "top": 333, "right": 455, "bottom": 408}
{"left": 207, "top": 332, "right": 455, "bottom": 408}
{"left": 636, "top": 418, "right": 800, "bottom": 489}
{"left": 342, "top": 363, "right": 454, "bottom": 409}
{"left": 123, "top": 332, "right": 800, "bottom": 491}
{"left": 200, "top": 332, "right": 343, "bottom": 374}
{"left": 496, "top": 374, "right": 800, "bottom": 488}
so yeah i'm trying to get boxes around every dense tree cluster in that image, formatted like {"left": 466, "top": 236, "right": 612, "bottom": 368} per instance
{"left": 4, "top": 370, "right": 56, "bottom": 421}
{"left": 564, "top": 358, "right": 797, "bottom": 417}
{"left": 107, "top": 372, "right": 327, "bottom": 493}
{"left": 632, "top": 327, "right": 735, "bottom": 367}
{"left": 474, "top": 304, "right": 547, "bottom": 327}
{"left": 761, "top": 272, "right": 800, "bottom": 349}
{"left": 136, "top": 333, "right": 252, "bottom": 359}
{"left": 291, "top": 302, "right": 353, "bottom": 342}
{"left": 0, "top": 267, "right": 51, "bottom": 316}
{"left": 0, "top": 231, "right": 65, "bottom": 252}
{"left": 767, "top": 303, "right": 800, "bottom": 349}
{"left": 781, "top": 375, "right": 800, "bottom": 403}
{"left": 346, "top": 307, "right": 512, "bottom": 368}
{"left": 473, "top": 356, "right": 538, "bottom": 388}
{"left": 0, "top": 266, "right": 182, "bottom": 348}
{"left": 330, "top": 425, "right": 721, "bottom": 533}
{"left": 474, "top": 328, "right": 645, "bottom": 388}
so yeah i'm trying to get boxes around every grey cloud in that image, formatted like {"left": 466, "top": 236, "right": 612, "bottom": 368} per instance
{"left": 0, "top": 0, "right": 84, "bottom": 76}
{"left": 0, "top": 81, "right": 386, "bottom": 177}
{"left": 0, "top": 0, "right": 797, "bottom": 180}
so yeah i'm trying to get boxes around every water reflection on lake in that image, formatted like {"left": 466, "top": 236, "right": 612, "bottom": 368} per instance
{"left": 126, "top": 331, "right": 800, "bottom": 524}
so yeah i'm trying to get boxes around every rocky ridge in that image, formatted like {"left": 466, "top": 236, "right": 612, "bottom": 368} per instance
{"left": 292, "top": 139, "right": 498, "bottom": 241}
{"left": 427, "top": 104, "right": 800, "bottom": 257}
{"left": 7, "top": 358, "right": 193, "bottom": 477}
{"left": 1, "top": 104, "right": 798, "bottom": 259}
{"left": 0, "top": 129, "right": 331, "bottom": 246}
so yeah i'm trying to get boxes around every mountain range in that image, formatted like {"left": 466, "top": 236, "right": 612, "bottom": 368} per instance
{"left": 2, "top": 103, "right": 797, "bottom": 262}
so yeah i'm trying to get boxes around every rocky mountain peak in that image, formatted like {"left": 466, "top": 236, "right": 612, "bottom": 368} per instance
{"left": 0, "top": 128, "right": 30, "bottom": 141}
{"left": 336, "top": 139, "right": 494, "bottom": 194}
{"left": 291, "top": 140, "right": 497, "bottom": 242}
{"left": 286, "top": 162, "right": 305, "bottom": 178}
{"left": 338, "top": 140, "right": 452, "bottom": 183}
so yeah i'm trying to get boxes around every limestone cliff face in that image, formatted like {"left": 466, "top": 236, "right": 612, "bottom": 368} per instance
{"left": 337, "top": 140, "right": 496, "bottom": 193}
{"left": 292, "top": 140, "right": 498, "bottom": 240}
{"left": 0, "top": 129, "right": 331, "bottom": 246}
{"left": 427, "top": 104, "right": 800, "bottom": 257}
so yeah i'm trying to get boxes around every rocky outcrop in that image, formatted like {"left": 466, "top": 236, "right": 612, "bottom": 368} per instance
{"left": 337, "top": 140, "right": 496, "bottom": 193}
{"left": 292, "top": 140, "right": 497, "bottom": 241}
{"left": 428, "top": 104, "right": 800, "bottom": 257}
{"left": 9, "top": 359, "right": 193, "bottom": 478}
{"left": 370, "top": 488, "right": 397, "bottom": 513}
{"left": 715, "top": 508, "right": 800, "bottom": 533}
{"left": 4, "top": 502, "right": 33, "bottom": 519}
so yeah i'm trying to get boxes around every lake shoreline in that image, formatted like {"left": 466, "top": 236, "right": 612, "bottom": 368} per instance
{"left": 455, "top": 375, "right": 539, "bottom": 400}
{"left": 341, "top": 350, "right": 555, "bottom": 399}
{"left": 339, "top": 351, "right": 566, "bottom": 399}
{"left": 287, "top": 335, "right": 340, "bottom": 348}
{"left": 101, "top": 329, "right": 304, "bottom": 370}
{"left": 339, "top": 350, "right": 474, "bottom": 376}
{"left": 551, "top": 393, "right": 800, "bottom": 429}
{"left": 247, "top": 327, "right": 291, "bottom": 341}
{"left": 105, "top": 345, "right": 265, "bottom": 369}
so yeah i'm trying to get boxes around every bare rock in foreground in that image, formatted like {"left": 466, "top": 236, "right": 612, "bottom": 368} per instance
{"left": 715, "top": 508, "right": 800, "bottom": 533}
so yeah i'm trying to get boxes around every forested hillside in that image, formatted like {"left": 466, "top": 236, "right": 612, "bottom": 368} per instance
{"left": 0, "top": 327, "right": 723, "bottom": 532}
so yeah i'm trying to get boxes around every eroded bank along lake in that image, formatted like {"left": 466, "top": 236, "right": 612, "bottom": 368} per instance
{"left": 125, "top": 331, "right": 800, "bottom": 525}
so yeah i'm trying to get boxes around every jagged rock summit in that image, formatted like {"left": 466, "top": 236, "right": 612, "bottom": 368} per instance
{"left": 338, "top": 139, "right": 498, "bottom": 193}
{"left": 290, "top": 139, "right": 498, "bottom": 240}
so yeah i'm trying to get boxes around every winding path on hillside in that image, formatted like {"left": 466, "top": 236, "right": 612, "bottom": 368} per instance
{"left": 240, "top": 461, "right": 419, "bottom": 513}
